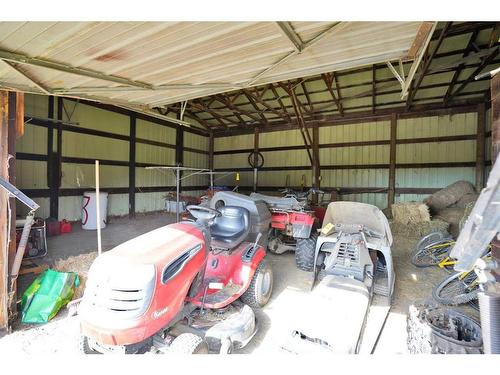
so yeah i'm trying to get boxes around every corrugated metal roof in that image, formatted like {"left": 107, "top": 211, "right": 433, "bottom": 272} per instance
{"left": 0, "top": 21, "right": 423, "bottom": 114}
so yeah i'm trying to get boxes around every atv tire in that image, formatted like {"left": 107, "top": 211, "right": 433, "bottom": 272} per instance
{"left": 295, "top": 232, "right": 318, "bottom": 272}
{"left": 169, "top": 333, "right": 209, "bottom": 354}
{"left": 79, "top": 335, "right": 101, "bottom": 354}
{"left": 406, "top": 303, "right": 482, "bottom": 354}
{"left": 240, "top": 259, "right": 273, "bottom": 308}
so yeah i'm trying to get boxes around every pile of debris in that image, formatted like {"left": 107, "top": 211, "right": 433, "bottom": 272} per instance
{"left": 54, "top": 252, "right": 97, "bottom": 299}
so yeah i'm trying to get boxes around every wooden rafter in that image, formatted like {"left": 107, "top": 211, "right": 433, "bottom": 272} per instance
{"left": 300, "top": 81, "right": 314, "bottom": 113}
{"left": 322, "top": 73, "right": 343, "bottom": 116}
{"left": 287, "top": 82, "right": 314, "bottom": 164}
{"left": 332, "top": 73, "right": 344, "bottom": 116}
{"left": 243, "top": 88, "right": 290, "bottom": 123}
{"left": 444, "top": 29, "right": 480, "bottom": 105}
{"left": 242, "top": 91, "right": 269, "bottom": 126}
{"left": 189, "top": 101, "right": 232, "bottom": 129}
{"left": 406, "top": 22, "right": 452, "bottom": 110}
{"left": 215, "top": 94, "right": 261, "bottom": 123}
{"left": 448, "top": 46, "right": 500, "bottom": 100}
{"left": 269, "top": 83, "right": 291, "bottom": 122}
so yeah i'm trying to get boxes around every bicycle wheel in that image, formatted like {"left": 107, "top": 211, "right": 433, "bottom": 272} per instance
{"left": 411, "top": 239, "right": 454, "bottom": 268}
{"left": 416, "top": 231, "right": 451, "bottom": 252}
{"left": 432, "top": 271, "right": 479, "bottom": 305}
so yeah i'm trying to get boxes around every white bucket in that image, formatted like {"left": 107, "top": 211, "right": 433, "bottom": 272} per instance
{"left": 82, "top": 192, "right": 108, "bottom": 230}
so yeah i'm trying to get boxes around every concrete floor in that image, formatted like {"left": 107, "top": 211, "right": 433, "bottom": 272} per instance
{"left": 0, "top": 213, "right": 477, "bottom": 354}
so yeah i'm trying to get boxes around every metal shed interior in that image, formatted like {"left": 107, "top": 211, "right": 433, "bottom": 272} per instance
{"left": 0, "top": 19, "right": 499, "bottom": 354}
{"left": 6, "top": 21, "right": 498, "bottom": 219}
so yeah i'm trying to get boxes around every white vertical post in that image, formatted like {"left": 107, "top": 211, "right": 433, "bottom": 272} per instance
{"left": 95, "top": 160, "right": 102, "bottom": 256}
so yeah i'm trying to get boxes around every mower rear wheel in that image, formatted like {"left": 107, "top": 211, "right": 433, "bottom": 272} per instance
{"left": 240, "top": 259, "right": 273, "bottom": 308}
{"left": 295, "top": 232, "right": 318, "bottom": 272}
{"left": 79, "top": 335, "right": 101, "bottom": 354}
{"left": 168, "top": 333, "right": 209, "bottom": 354}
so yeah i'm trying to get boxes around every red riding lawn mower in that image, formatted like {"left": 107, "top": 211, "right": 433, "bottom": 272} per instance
{"left": 78, "top": 205, "right": 273, "bottom": 354}
{"left": 250, "top": 188, "right": 327, "bottom": 271}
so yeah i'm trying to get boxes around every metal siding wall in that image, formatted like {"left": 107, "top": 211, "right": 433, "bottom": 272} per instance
{"left": 16, "top": 94, "right": 209, "bottom": 221}
{"left": 214, "top": 113, "right": 480, "bottom": 209}
{"left": 62, "top": 100, "right": 130, "bottom": 135}
{"left": 214, "top": 134, "right": 253, "bottom": 151}
{"left": 136, "top": 118, "right": 176, "bottom": 142}
{"left": 320, "top": 120, "right": 390, "bottom": 207}
{"left": 184, "top": 132, "right": 209, "bottom": 151}
{"left": 396, "top": 113, "right": 477, "bottom": 204}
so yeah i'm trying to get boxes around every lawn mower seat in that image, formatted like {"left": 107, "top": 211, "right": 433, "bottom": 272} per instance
{"left": 210, "top": 206, "right": 250, "bottom": 250}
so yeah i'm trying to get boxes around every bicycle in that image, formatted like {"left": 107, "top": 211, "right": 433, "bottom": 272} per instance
{"left": 411, "top": 231, "right": 455, "bottom": 268}
{"left": 432, "top": 252, "right": 491, "bottom": 306}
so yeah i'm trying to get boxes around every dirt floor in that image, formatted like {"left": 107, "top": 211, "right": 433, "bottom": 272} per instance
{"left": 0, "top": 213, "right": 479, "bottom": 354}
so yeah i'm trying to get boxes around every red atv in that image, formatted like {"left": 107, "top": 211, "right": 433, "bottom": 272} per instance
{"left": 79, "top": 205, "right": 273, "bottom": 354}
{"left": 250, "top": 188, "right": 326, "bottom": 271}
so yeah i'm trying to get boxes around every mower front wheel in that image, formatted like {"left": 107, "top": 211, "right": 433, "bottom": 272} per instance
{"left": 79, "top": 335, "right": 101, "bottom": 354}
{"left": 168, "top": 333, "right": 209, "bottom": 354}
{"left": 295, "top": 233, "right": 318, "bottom": 272}
{"left": 240, "top": 259, "right": 273, "bottom": 308}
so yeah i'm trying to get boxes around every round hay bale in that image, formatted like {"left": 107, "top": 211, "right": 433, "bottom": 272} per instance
{"left": 434, "top": 207, "right": 466, "bottom": 238}
{"left": 459, "top": 202, "right": 475, "bottom": 231}
{"left": 424, "top": 181, "right": 475, "bottom": 213}
{"left": 456, "top": 193, "right": 478, "bottom": 208}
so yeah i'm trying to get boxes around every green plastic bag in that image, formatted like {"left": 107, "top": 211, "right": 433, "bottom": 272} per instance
{"left": 21, "top": 269, "right": 80, "bottom": 324}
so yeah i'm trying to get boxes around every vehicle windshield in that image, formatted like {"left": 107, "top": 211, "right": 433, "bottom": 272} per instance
{"left": 322, "top": 201, "right": 392, "bottom": 245}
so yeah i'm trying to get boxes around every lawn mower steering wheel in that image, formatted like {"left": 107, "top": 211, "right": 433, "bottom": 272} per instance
{"left": 187, "top": 205, "right": 221, "bottom": 221}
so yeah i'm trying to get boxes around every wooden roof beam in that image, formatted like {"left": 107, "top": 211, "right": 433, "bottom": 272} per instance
{"left": 406, "top": 22, "right": 451, "bottom": 110}
{"left": 448, "top": 46, "right": 500, "bottom": 100}
{"left": 444, "top": 29, "right": 480, "bottom": 105}
{"left": 322, "top": 73, "right": 343, "bottom": 116}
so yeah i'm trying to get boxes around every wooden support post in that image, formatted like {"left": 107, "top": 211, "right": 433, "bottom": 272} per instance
{"left": 49, "top": 97, "right": 63, "bottom": 220}
{"left": 0, "top": 91, "right": 9, "bottom": 335}
{"left": 253, "top": 127, "right": 259, "bottom": 192}
{"left": 208, "top": 131, "right": 214, "bottom": 188}
{"left": 7, "top": 93, "right": 17, "bottom": 275}
{"left": 175, "top": 126, "right": 184, "bottom": 192}
{"left": 388, "top": 113, "right": 397, "bottom": 208}
{"left": 492, "top": 73, "right": 500, "bottom": 164}
{"left": 47, "top": 96, "right": 57, "bottom": 218}
{"left": 476, "top": 103, "right": 486, "bottom": 192}
{"left": 129, "top": 115, "right": 136, "bottom": 217}
{"left": 312, "top": 124, "right": 320, "bottom": 204}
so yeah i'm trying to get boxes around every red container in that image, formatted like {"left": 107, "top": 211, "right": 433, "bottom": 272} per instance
{"left": 46, "top": 219, "right": 60, "bottom": 237}
{"left": 59, "top": 220, "right": 72, "bottom": 234}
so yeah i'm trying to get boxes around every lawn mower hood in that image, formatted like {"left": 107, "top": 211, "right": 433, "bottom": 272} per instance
{"left": 79, "top": 222, "right": 207, "bottom": 346}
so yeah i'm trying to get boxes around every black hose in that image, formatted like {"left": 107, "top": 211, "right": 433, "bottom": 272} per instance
{"left": 479, "top": 290, "right": 500, "bottom": 354}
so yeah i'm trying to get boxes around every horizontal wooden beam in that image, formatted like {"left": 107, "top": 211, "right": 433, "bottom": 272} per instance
{"left": 213, "top": 134, "right": 480, "bottom": 155}
{"left": 214, "top": 161, "right": 485, "bottom": 173}
{"left": 231, "top": 185, "right": 447, "bottom": 195}
{"left": 214, "top": 101, "right": 481, "bottom": 137}
{"left": 25, "top": 117, "right": 208, "bottom": 154}
{"left": 21, "top": 185, "right": 209, "bottom": 198}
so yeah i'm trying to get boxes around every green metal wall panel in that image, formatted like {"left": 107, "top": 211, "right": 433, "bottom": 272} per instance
{"left": 62, "top": 99, "right": 130, "bottom": 136}
{"left": 136, "top": 118, "right": 175, "bottom": 142}
{"left": 62, "top": 132, "right": 129, "bottom": 161}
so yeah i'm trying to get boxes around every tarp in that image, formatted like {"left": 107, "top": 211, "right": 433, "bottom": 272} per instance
{"left": 21, "top": 269, "right": 79, "bottom": 324}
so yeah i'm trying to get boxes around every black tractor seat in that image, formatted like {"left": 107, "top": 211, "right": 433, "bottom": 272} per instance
{"left": 210, "top": 206, "right": 250, "bottom": 250}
